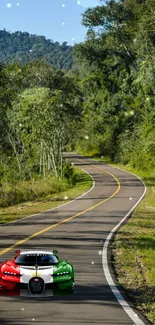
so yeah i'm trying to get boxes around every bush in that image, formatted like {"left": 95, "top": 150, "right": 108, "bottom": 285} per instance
{"left": 0, "top": 176, "right": 69, "bottom": 207}
{"left": 63, "top": 161, "right": 74, "bottom": 183}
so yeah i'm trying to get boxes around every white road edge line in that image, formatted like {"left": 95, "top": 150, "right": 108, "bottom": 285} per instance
{"left": 77, "top": 155, "right": 147, "bottom": 324}
{"left": 0, "top": 168, "right": 95, "bottom": 226}
{"left": 102, "top": 167, "right": 147, "bottom": 325}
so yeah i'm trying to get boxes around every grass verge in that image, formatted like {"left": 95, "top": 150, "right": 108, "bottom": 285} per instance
{"left": 111, "top": 164, "right": 155, "bottom": 325}
{"left": 88, "top": 155, "right": 155, "bottom": 325}
{"left": 0, "top": 167, "right": 92, "bottom": 225}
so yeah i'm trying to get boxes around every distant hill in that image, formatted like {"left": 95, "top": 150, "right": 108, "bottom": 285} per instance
{"left": 0, "top": 30, "right": 73, "bottom": 70}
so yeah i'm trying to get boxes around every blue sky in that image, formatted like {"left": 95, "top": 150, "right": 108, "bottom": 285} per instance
{"left": 0, "top": 0, "right": 101, "bottom": 44}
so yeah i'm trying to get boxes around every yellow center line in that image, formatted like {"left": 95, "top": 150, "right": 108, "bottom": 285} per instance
{"left": 0, "top": 165, "right": 121, "bottom": 256}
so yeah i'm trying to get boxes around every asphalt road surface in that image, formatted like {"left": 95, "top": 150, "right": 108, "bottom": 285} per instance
{"left": 0, "top": 154, "right": 150, "bottom": 325}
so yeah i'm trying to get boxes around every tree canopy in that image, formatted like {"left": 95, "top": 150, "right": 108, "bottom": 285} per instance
{"left": 73, "top": 0, "right": 155, "bottom": 169}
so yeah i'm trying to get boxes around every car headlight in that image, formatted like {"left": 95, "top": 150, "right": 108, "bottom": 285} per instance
{"left": 3, "top": 271, "right": 21, "bottom": 277}
{"left": 53, "top": 271, "right": 70, "bottom": 276}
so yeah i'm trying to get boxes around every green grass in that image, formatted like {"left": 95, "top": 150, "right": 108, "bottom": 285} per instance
{"left": 0, "top": 175, "right": 69, "bottom": 208}
{"left": 110, "top": 164, "right": 155, "bottom": 325}
{"left": 79, "top": 152, "right": 155, "bottom": 324}
{"left": 89, "top": 156, "right": 155, "bottom": 324}
{"left": 0, "top": 167, "right": 92, "bottom": 224}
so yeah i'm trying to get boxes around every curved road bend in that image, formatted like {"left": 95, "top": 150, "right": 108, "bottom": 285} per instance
{"left": 0, "top": 153, "right": 150, "bottom": 325}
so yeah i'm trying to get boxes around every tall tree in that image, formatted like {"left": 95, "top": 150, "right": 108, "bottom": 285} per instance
{"left": 74, "top": 0, "right": 155, "bottom": 169}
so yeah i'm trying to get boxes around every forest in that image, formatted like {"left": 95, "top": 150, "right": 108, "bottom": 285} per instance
{"left": 74, "top": 0, "right": 155, "bottom": 171}
{"left": 0, "top": 30, "right": 73, "bottom": 70}
{"left": 0, "top": 0, "right": 155, "bottom": 205}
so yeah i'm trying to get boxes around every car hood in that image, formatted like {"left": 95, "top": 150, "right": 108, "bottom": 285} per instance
{"left": 20, "top": 265, "right": 56, "bottom": 283}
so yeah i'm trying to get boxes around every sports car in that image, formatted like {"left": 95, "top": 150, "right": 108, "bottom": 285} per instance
{"left": 0, "top": 249, "right": 74, "bottom": 296}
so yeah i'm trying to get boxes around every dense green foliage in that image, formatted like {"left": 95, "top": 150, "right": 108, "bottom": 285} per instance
{"left": 74, "top": 0, "right": 155, "bottom": 171}
{"left": 1, "top": 0, "right": 155, "bottom": 207}
{"left": 0, "top": 59, "right": 83, "bottom": 206}
{"left": 0, "top": 30, "right": 73, "bottom": 70}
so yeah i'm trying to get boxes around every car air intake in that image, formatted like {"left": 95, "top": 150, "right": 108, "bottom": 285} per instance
{"left": 28, "top": 277, "right": 45, "bottom": 295}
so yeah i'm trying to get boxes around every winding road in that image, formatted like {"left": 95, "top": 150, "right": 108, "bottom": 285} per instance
{"left": 0, "top": 154, "right": 150, "bottom": 325}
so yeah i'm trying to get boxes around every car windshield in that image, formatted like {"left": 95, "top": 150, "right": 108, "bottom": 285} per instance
{"left": 15, "top": 254, "right": 58, "bottom": 266}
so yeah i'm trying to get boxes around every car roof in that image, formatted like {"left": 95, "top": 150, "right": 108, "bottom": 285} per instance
{"left": 20, "top": 250, "right": 53, "bottom": 255}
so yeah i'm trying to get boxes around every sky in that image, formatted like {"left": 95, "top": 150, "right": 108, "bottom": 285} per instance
{"left": 0, "top": 0, "right": 101, "bottom": 44}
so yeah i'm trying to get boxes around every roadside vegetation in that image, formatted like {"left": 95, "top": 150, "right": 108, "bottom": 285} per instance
{"left": 0, "top": 59, "right": 83, "bottom": 216}
{"left": 111, "top": 165, "right": 155, "bottom": 325}
{"left": 0, "top": 167, "right": 92, "bottom": 224}
{"left": 83, "top": 155, "right": 155, "bottom": 324}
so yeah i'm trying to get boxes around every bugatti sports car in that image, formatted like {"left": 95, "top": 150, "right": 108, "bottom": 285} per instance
{"left": 0, "top": 250, "right": 74, "bottom": 296}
